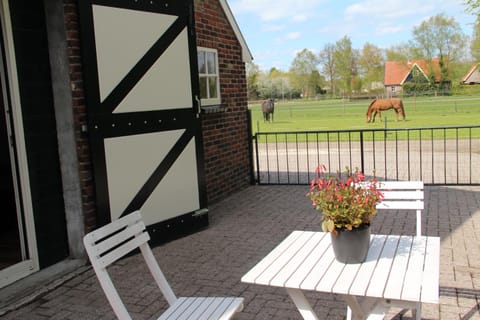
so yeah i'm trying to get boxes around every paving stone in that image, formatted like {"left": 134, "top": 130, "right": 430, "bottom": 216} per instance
{"left": 1, "top": 185, "right": 480, "bottom": 319}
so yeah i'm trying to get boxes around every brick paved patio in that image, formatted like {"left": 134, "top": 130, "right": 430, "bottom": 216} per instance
{"left": 1, "top": 185, "right": 480, "bottom": 319}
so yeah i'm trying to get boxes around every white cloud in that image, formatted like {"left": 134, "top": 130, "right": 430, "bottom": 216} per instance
{"left": 262, "top": 24, "right": 286, "bottom": 32}
{"left": 273, "top": 31, "right": 301, "bottom": 44}
{"left": 292, "top": 15, "right": 308, "bottom": 23}
{"left": 345, "top": 0, "right": 433, "bottom": 20}
{"left": 285, "top": 32, "right": 301, "bottom": 40}
{"left": 230, "top": 0, "right": 323, "bottom": 22}
{"left": 317, "top": 23, "right": 353, "bottom": 40}
{"left": 374, "top": 24, "right": 406, "bottom": 36}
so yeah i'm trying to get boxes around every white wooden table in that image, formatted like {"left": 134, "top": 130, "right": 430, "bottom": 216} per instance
{"left": 241, "top": 231, "right": 439, "bottom": 320}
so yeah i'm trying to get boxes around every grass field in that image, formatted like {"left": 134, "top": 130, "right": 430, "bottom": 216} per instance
{"left": 248, "top": 96, "right": 480, "bottom": 135}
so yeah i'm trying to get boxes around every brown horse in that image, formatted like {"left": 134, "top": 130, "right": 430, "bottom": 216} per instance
{"left": 366, "top": 98, "right": 406, "bottom": 123}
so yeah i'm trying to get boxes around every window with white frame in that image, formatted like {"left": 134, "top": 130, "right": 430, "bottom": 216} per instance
{"left": 197, "top": 47, "right": 220, "bottom": 105}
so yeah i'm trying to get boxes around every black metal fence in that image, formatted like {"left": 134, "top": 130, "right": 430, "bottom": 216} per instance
{"left": 252, "top": 126, "right": 480, "bottom": 185}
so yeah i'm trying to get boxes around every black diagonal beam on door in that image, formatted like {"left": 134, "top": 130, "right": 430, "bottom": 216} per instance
{"left": 102, "top": 16, "right": 187, "bottom": 113}
{"left": 120, "top": 127, "right": 194, "bottom": 216}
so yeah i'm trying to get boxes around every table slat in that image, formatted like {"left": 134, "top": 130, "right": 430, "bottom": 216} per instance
{"left": 285, "top": 234, "right": 331, "bottom": 289}
{"left": 401, "top": 236, "right": 427, "bottom": 301}
{"left": 366, "top": 236, "right": 400, "bottom": 298}
{"left": 383, "top": 236, "right": 413, "bottom": 300}
{"left": 348, "top": 235, "right": 387, "bottom": 296}
{"left": 254, "top": 231, "right": 315, "bottom": 285}
{"left": 315, "top": 257, "right": 346, "bottom": 292}
{"left": 300, "top": 243, "right": 336, "bottom": 291}
{"left": 269, "top": 232, "right": 326, "bottom": 287}
{"left": 332, "top": 259, "right": 363, "bottom": 294}
{"left": 421, "top": 237, "right": 440, "bottom": 303}
{"left": 241, "top": 231, "right": 302, "bottom": 284}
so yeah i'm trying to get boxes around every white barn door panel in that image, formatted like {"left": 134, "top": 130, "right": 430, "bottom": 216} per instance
{"left": 78, "top": 0, "right": 207, "bottom": 243}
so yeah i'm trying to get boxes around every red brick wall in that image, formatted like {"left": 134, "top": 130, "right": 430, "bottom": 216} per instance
{"left": 194, "top": 0, "right": 252, "bottom": 203}
{"left": 63, "top": 0, "right": 97, "bottom": 233}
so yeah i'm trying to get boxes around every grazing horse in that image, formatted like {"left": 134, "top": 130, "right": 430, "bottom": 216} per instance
{"left": 262, "top": 98, "right": 275, "bottom": 122}
{"left": 366, "top": 98, "right": 406, "bottom": 123}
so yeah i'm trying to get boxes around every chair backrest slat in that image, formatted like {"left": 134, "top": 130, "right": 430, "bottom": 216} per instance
{"left": 98, "top": 232, "right": 150, "bottom": 269}
{"left": 377, "top": 201, "right": 423, "bottom": 210}
{"left": 377, "top": 181, "right": 423, "bottom": 189}
{"left": 381, "top": 190, "right": 423, "bottom": 200}
{"left": 92, "top": 222, "right": 146, "bottom": 257}
{"left": 373, "top": 181, "right": 424, "bottom": 237}
{"left": 87, "top": 211, "right": 143, "bottom": 242}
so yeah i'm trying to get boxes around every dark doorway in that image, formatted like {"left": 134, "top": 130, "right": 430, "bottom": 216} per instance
{"left": 0, "top": 84, "right": 22, "bottom": 270}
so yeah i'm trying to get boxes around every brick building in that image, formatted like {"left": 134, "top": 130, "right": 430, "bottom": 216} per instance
{"left": 384, "top": 59, "right": 442, "bottom": 96}
{"left": 0, "top": 0, "right": 252, "bottom": 288}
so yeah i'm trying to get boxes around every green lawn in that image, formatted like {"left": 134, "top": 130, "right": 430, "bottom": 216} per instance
{"left": 249, "top": 96, "right": 480, "bottom": 135}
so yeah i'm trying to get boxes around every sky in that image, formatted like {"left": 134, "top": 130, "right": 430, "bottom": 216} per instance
{"left": 228, "top": 0, "right": 477, "bottom": 71}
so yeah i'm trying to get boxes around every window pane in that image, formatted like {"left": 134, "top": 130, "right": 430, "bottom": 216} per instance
{"left": 206, "top": 52, "right": 216, "bottom": 74}
{"left": 208, "top": 76, "right": 218, "bottom": 98}
{"left": 199, "top": 77, "right": 207, "bottom": 98}
{"left": 198, "top": 51, "right": 206, "bottom": 74}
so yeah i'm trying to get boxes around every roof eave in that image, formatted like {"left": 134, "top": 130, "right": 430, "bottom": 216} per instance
{"left": 402, "top": 63, "right": 429, "bottom": 84}
{"left": 462, "top": 64, "right": 478, "bottom": 82}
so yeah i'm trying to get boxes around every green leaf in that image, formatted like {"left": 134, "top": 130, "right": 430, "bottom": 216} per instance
{"left": 322, "top": 220, "right": 335, "bottom": 232}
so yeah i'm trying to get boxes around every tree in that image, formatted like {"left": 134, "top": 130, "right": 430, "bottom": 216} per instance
{"left": 246, "top": 62, "right": 261, "bottom": 100}
{"left": 411, "top": 14, "right": 467, "bottom": 66}
{"left": 359, "top": 43, "right": 385, "bottom": 91}
{"left": 251, "top": 67, "right": 295, "bottom": 101}
{"left": 471, "top": 16, "right": 480, "bottom": 61}
{"left": 334, "top": 36, "right": 358, "bottom": 95}
{"left": 267, "top": 68, "right": 292, "bottom": 100}
{"left": 318, "top": 43, "right": 337, "bottom": 96}
{"left": 465, "top": 0, "right": 480, "bottom": 14}
{"left": 289, "top": 49, "right": 320, "bottom": 98}
{"left": 385, "top": 43, "right": 415, "bottom": 61}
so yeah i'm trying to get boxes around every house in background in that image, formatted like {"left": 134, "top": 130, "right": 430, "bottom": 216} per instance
{"left": 461, "top": 63, "right": 480, "bottom": 85}
{"left": 0, "top": 0, "right": 253, "bottom": 293}
{"left": 384, "top": 58, "right": 443, "bottom": 96}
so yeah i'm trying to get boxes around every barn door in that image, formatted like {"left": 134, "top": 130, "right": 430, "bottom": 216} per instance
{"left": 78, "top": 0, "right": 208, "bottom": 242}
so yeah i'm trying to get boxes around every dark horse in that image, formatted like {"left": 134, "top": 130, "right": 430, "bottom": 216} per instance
{"left": 262, "top": 98, "right": 275, "bottom": 122}
{"left": 366, "top": 98, "right": 406, "bottom": 123}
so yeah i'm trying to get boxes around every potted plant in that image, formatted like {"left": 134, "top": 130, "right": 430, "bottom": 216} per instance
{"left": 306, "top": 165, "right": 384, "bottom": 263}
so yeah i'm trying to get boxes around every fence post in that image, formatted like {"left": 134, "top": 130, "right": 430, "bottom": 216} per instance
{"left": 247, "top": 109, "right": 257, "bottom": 184}
{"left": 360, "top": 131, "right": 365, "bottom": 173}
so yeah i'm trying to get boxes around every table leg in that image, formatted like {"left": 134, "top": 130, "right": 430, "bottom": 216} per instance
{"left": 342, "top": 295, "right": 388, "bottom": 320}
{"left": 346, "top": 306, "right": 352, "bottom": 320}
{"left": 343, "top": 295, "right": 367, "bottom": 320}
{"left": 285, "top": 288, "right": 319, "bottom": 320}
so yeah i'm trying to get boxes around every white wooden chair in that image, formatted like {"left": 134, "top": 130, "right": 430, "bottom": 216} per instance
{"left": 348, "top": 180, "right": 424, "bottom": 320}
{"left": 83, "top": 210, "right": 244, "bottom": 320}
{"left": 375, "top": 180, "right": 424, "bottom": 237}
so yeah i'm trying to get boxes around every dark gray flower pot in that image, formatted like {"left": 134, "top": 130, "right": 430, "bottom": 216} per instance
{"left": 330, "top": 224, "right": 370, "bottom": 264}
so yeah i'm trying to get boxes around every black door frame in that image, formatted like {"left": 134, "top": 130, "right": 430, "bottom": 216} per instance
{"left": 77, "top": 0, "right": 208, "bottom": 243}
